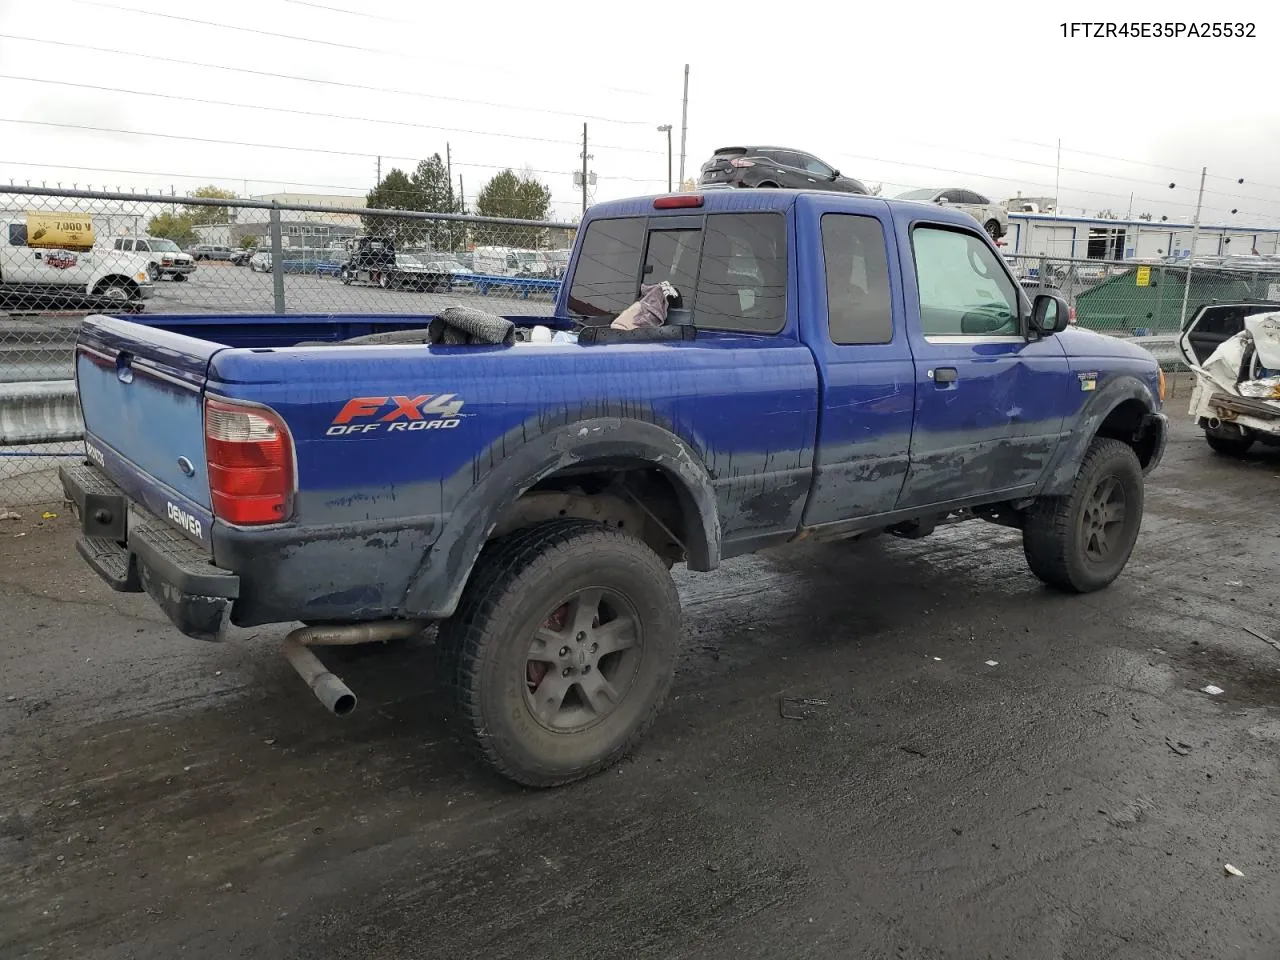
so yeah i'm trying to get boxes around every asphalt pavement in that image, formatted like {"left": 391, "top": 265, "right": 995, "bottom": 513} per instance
{"left": 1, "top": 417, "right": 1278, "bottom": 960}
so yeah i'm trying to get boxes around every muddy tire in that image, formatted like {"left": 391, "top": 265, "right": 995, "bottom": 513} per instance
{"left": 437, "top": 519, "right": 680, "bottom": 788}
{"left": 1205, "top": 429, "right": 1254, "bottom": 458}
{"left": 1023, "top": 438, "right": 1144, "bottom": 593}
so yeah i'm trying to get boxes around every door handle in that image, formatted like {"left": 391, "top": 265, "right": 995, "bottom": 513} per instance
{"left": 933, "top": 367, "right": 958, "bottom": 384}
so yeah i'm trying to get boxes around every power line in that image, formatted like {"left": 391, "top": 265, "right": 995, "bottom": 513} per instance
{"left": 63, "top": 0, "right": 661, "bottom": 99}
{"left": 842, "top": 150, "right": 1253, "bottom": 215}
{"left": 278, "top": 0, "right": 401, "bottom": 21}
{"left": 0, "top": 34, "right": 657, "bottom": 127}
{"left": 0, "top": 75, "right": 665, "bottom": 157}
{"left": 0, "top": 117, "right": 669, "bottom": 185}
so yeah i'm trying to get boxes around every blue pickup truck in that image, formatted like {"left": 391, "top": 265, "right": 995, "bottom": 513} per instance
{"left": 60, "top": 189, "right": 1168, "bottom": 787}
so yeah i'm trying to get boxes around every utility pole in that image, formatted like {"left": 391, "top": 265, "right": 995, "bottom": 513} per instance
{"left": 658, "top": 124, "right": 673, "bottom": 191}
{"left": 678, "top": 64, "right": 689, "bottom": 188}
{"left": 376, "top": 156, "right": 382, "bottom": 185}
{"left": 458, "top": 174, "right": 465, "bottom": 214}
{"left": 581, "top": 123, "right": 591, "bottom": 218}
{"left": 1052, "top": 139, "right": 1060, "bottom": 224}
{"left": 1178, "top": 166, "right": 1208, "bottom": 329}
{"left": 446, "top": 143, "right": 452, "bottom": 194}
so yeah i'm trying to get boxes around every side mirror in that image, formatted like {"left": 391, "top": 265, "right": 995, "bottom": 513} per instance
{"left": 935, "top": 197, "right": 949, "bottom": 206}
{"left": 1030, "top": 292, "right": 1072, "bottom": 335}
{"left": 830, "top": 169, "right": 841, "bottom": 179}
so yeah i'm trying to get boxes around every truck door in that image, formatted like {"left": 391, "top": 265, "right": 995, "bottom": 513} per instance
{"left": 3, "top": 222, "right": 42, "bottom": 284}
{"left": 800, "top": 205, "right": 916, "bottom": 525}
{"left": 894, "top": 220, "right": 1068, "bottom": 509}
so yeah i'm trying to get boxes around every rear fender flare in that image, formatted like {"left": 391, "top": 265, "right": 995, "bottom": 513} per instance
{"left": 1037, "top": 375, "right": 1160, "bottom": 496}
{"left": 400, "top": 416, "right": 722, "bottom": 620}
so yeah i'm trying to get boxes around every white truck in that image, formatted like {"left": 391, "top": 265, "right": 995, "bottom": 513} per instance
{"left": 112, "top": 236, "right": 196, "bottom": 281}
{"left": 2, "top": 216, "right": 156, "bottom": 310}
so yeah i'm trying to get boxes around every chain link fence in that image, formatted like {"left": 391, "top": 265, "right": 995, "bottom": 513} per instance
{"left": 0, "top": 186, "right": 577, "bottom": 506}
{"left": 1005, "top": 252, "right": 1280, "bottom": 377}
{"left": 7, "top": 187, "right": 1274, "bottom": 508}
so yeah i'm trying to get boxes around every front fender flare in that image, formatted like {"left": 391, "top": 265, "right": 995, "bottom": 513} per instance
{"left": 400, "top": 416, "right": 722, "bottom": 620}
{"left": 1036, "top": 375, "right": 1161, "bottom": 496}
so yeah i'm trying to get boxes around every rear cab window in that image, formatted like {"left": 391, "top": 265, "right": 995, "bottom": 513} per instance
{"left": 567, "top": 211, "right": 787, "bottom": 334}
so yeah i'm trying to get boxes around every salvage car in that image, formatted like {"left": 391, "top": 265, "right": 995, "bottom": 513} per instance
{"left": 700, "top": 146, "right": 869, "bottom": 194}
{"left": 59, "top": 188, "right": 1168, "bottom": 789}
{"left": 1178, "top": 301, "right": 1280, "bottom": 456}
{"left": 896, "top": 187, "right": 1009, "bottom": 241}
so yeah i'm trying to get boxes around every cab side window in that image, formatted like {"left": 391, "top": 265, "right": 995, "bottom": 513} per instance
{"left": 911, "top": 226, "right": 1018, "bottom": 337}
{"left": 821, "top": 214, "right": 893, "bottom": 344}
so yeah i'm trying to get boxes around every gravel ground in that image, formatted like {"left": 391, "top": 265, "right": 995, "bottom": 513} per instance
{"left": 0, "top": 412, "right": 1277, "bottom": 960}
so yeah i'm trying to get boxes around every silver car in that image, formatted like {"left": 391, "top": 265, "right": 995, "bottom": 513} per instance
{"left": 895, "top": 187, "right": 1009, "bottom": 241}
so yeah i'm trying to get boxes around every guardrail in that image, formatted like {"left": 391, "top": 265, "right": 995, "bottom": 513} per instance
{"left": 0, "top": 380, "right": 82, "bottom": 446}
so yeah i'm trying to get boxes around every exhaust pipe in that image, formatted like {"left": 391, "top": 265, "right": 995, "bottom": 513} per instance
{"left": 283, "top": 637, "right": 357, "bottom": 716}
{"left": 281, "top": 621, "right": 426, "bottom": 716}
{"left": 1207, "top": 417, "right": 1223, "bottom": 430}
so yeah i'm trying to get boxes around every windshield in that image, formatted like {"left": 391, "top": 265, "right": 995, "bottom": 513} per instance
{"left": 148, "top": 238, "right": 181, "bottom": 252}
{"left": 897, "top": 188, "right": 939, "bottom": 201}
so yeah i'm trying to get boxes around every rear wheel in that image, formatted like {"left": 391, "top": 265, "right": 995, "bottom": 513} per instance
{"left": 437, "top": 519, "right": 680, "bottom": 788}
{"left": 985, "top": 219, "right": 1002, "bottom": 241}
{"left": 757, "top": 181, "right": 779, "bottom": 188}
{"left": 1205, "top": 427, "right": 1255, "bottom": 458}
{"left": 1023, "top": 438, "right": 1144, "bottom": 593}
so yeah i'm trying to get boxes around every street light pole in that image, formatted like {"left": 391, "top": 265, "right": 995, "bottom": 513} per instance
{"left": 658, "top": 125, "right": 673, "bottom": 192}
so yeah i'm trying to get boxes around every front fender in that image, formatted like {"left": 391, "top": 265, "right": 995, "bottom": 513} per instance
{"left": 400, "top": 415, "right": 722, "bottom": 620}
{"left": 1036, "top": 375, "right": 1162, "bottom": 496}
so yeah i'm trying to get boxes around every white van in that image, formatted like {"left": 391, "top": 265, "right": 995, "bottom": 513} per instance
{"left": 472, "top": 246, "right": 551, "bottom": 278}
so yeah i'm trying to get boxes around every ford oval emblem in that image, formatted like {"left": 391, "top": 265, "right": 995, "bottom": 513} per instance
{"left": 177, "top": 456, "right": 196, "bottom": 477}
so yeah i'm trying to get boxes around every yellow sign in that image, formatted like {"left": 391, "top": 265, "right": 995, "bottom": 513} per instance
{"left": 25, "top": 212, "right": 95, "bottom": 251}
{"left": 1135, "top": 265, "right": 1151, "bottom": 287}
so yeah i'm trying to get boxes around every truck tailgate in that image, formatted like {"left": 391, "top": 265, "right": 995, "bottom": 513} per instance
{"left": 74, "top": 314, "right": 222, "bottom": 548}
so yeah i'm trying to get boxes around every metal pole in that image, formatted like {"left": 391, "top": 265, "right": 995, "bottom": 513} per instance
{"left": 269, "top": 204, "right": 286, "bottom": 315}
{"left": 678, "top": 64, "right": 689, "bottom": 188}
{"left": 1053, "top": 139, "right": 1060, "bottom": 222}
{"left": 658, "top": 125, "right": 673, "bottom": 192}
{"left": 667, "top": 127, "right": 673, "bottom": 192}
{"left": 581, "top": 123, "right": 589, "bottom": 219}
{"left": 1178, "top": 165, "right": 1207, "bottom": 329}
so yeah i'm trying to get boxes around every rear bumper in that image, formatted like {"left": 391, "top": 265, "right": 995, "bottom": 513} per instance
{"left": 59, "top": 462, "right": 240, "bottom": 642}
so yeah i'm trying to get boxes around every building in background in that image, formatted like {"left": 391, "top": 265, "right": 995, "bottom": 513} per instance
{"left": 1004, "top": 212, "right": 1280, "bottom": 261}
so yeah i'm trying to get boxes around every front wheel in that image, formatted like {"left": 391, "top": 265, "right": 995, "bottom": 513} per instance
{"left": 1022, "top": 438, "right": 1144, "bottom": 593}
{"left": 93, "top": 280, "right": 137, "bottom": 307}
{"left": 437, "top": 519, "right": 680, "bottom": 788}
{"left": 985, "top": 220, "right": 1002, "bottom": 241}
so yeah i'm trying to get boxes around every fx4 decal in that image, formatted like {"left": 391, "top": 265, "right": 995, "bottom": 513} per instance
{"left": 326, "top": 394, "right": 465, "bottom": 436}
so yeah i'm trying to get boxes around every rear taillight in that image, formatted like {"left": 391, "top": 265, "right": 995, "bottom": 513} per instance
{"left": 204, "top": 398, "right": 294, "bottom": 525}
{"left": 730, "top": 158, "right": 755, "bottom": 168}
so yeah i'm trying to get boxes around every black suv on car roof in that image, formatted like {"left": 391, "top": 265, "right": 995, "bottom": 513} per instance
{"left": 700, "top": 146, "right": 868, "bottom": 194}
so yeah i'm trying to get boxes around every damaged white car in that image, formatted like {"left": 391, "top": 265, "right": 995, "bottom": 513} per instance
{"left": 1179, "top": 301, "right": 1280, "bottom": 457}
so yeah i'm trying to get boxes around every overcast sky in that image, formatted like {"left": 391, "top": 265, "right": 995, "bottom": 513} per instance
{"left": 0, "top": 0, "right": 1274, "bottom": 227}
